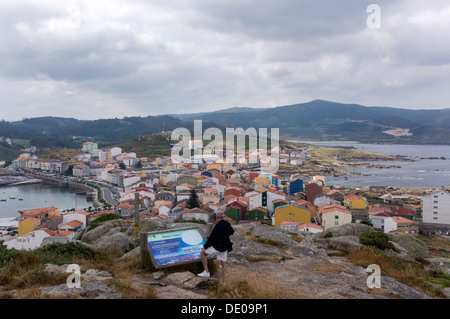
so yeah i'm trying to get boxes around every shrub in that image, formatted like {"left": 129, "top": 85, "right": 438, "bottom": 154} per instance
{"left": 35, "top": 242, "right": 109, "bottom": 265}
{"left": 0, "top": 245, "right": 27, "bottom": 268}
{"left": 88, "top": 213, "right": 124, "bottom": 231}
{"left": 359, "top": 231, "right": 395, "bottom": 250}
{"left": 324, "top": 232, "right": 333, "bottom": 238}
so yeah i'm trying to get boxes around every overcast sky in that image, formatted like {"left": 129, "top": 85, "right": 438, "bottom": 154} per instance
{"left": 1, "top": 0, "right": 449, "bottom": 121}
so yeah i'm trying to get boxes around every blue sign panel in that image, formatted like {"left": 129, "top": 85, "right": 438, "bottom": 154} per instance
{"left": 147, "top": 228, "right": 206, "bottom": 268}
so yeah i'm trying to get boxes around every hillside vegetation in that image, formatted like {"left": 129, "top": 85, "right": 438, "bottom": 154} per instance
{"left": 175, "top": 99, "right": 450, "bottom": 144}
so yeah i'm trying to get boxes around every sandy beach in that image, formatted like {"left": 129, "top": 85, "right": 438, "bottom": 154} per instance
{"left": 0, "top": 217, "right": 19, "bottom": 228}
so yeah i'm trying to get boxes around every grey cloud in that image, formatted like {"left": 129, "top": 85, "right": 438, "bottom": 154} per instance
{"left": 0, "top": 0, "right": 449, "bottom": 121}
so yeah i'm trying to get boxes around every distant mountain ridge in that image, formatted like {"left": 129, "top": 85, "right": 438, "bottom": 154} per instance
{"left": 1, "top": 99, "right": 450, "bottom": 162}
{"left": 169, "top": 99, "right": 450, "bottom": 144}
{"left": 0, "top": 115, "right": 226, "bottom": 161}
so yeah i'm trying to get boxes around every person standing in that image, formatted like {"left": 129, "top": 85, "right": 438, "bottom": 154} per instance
{"left": 198, "top": 211, "right": 234, "bottom": 285}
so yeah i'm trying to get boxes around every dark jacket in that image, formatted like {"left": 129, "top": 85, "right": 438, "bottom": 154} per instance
{"left": 204, "top": 219, "right": 234, "bottom": 252}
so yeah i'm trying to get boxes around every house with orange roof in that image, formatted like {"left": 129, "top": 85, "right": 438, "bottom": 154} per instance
{"left": 59, "top": 220, "right": 83, "bottom": 232}
{"left": 202, "top": 194, "right": 221, "bottom": 205}
{"left": 18, "top": 217, "right": 41, "bottom": 236}
{"left": 297, "top": 223, "right": 323, "bottom": 234}
{"left": 253, "top": 176, "right": 270, "bottom": 188}
{"left": 344, "top": 194, "right": 367, "bottom": 210}
{"left": 318, "top": 204, "right": 352, "bottom": 230}
{"left": 182, "top": 207, "right": 213, "bottom": 223}
{"left": 224, "top": 186, "right": 243, "bottom": 198}
{"left": 248, "top": 206, "right": 268, "bottom": 221}
{"left": 19, "top": 207, "right": 60, "bottom": 219}
{"left": 117, "top": 202, "right": 135, "bottom": 217}
{"left": 53, "top": 230, "right": 76, "bottom": 239}
{"left": 225, "top": 199, "right": 248, "bottom": 222}
{"left": 371, "top": 212, "right": 392, "bottom": 231}
{"left": 326, "top": 189, "right": 345, "bottom": 202}
{"left": 384, "top": 216, "right": 419, "bottom": 236}
{"left": 273, "top": 204, "right": 311, "bottom": 228}
{"left": 62, "top": 211, "right": 91, "bottom": 230}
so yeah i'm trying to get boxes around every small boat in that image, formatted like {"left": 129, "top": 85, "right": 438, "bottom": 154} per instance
{"left": 9, "top": 196, "right": 16, "bottom": 199}
{"left": 0, "top": 199, "right": 6, "bottom": 202}
{"left": 18, "top": 198, "right": 23, "bottom": 201}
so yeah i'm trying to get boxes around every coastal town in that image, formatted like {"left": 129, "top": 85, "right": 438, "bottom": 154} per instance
{"left": 1, "top": 140, "right": 449, "bottom": 251}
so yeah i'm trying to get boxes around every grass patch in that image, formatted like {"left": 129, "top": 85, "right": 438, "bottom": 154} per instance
{"left": 288, "top": 232, "right": 304, "bottom": 243}
{"left": 210, "top": 268, "right": 304, "bottom": 299}
{"left": 254, "top": 238, "right": 288, "bottom": 249}
{"left": 347, "top": 246, "right": 447, "bottom": 298}
{"left": 0, "top": 242, "right": 112, "bottom": 293}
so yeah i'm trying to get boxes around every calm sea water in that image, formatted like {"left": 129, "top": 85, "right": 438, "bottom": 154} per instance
{"left": 291, "top": 141, "right": 450, "bottom": 188}
{"left": 0, "top": 183, "right": 91, "bottom": 219}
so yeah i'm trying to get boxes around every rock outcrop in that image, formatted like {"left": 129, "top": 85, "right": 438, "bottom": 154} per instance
{"left": 66, "top": 220, "right": 442, "bottom": 299}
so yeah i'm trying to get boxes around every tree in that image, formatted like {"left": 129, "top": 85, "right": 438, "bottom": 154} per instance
{"left": 186, "top": 189, "right": 200, "bottom": 209}
{"left": 119, "top": 162, "right": 126, "bottom": 170}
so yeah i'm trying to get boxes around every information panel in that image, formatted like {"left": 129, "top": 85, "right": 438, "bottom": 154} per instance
{"left": 146, "top": 227, "right": 206, "bottom": 268}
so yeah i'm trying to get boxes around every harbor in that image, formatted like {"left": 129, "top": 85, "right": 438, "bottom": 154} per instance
{"left": 0, "top": 183, "right": 92, "bottom": 219}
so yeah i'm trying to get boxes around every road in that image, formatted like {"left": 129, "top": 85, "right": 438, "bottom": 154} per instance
{"left": 101, "top": 186, "right": 119, "bottom": 207}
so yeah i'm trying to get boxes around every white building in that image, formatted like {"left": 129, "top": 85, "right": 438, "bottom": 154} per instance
{"left": 279, "top": 221, "right": 301, "bottom": 233}
{"left": 109, "top": 147, "right": 122, "bottom": 158}
{"left": 72, "top": 165, "right": 90, "bottom": 177}
{"left": 384, "top": 216, "right": 419, "bottom": 236}
{"left": 62, "top": 211, "right": 90, "bottom": 230}
{"left": 319, "top": 205, "right": 352, "bottom": 230}
{"left": 371, "top": 212, "right": 391, "bottom": 231}
{"left": 82, "top": 142, "right": 98, "bottom": 154}
{"left": 123, "top": 175, "right": 141, "bottom": 192}
{"left": 182, "top": 208, "right": 212, "bottom": 223}
{"left": 422, "top": 190, "right": 450, "bottom": 226}
{"left": 267, "top": 189, "right": 287, "bottom": 214}
{"left": 297, "top": 223, "right": 323, "bottom": 234}
{"left": 98, "top": 150, "right": 112, "bottom": 162}
{"left": 3, "top": 229, "right": 53, "bottom": 250}
{"left": 313, "top": 194, "right": 332, "bottom": 208}
{"left": 158, "top": 205, "right": 170, "bottom": 218}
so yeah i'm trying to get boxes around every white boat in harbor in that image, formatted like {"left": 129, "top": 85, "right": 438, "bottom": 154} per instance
{"left": 9, "top": 195, "right": 16, "bottom": 199}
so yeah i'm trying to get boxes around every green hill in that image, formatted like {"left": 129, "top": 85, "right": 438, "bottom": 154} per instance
{"left": 174, "top": 100, "right": 450, "bottom": 144}
{"left": 112, "top": 133, "right": 172, "bottom": 160}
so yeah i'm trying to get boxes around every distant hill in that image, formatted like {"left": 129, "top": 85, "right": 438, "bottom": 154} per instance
{"left": 0, "top": 142, "right": 22, "bottom": 163}
{"left": 0, "top": 116, "right": 228, "bottom": 160}
{"left": 112, "top": 132, "right": 172, "bottom": 160}
{"left": 2, "top": 99, "right": 450, "bottom": 162}
{"left": 169, "top": 106, "right": 266, "bottom": 120}
{"left": 172, "top": 99, "right": 450, "bottom": 144}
